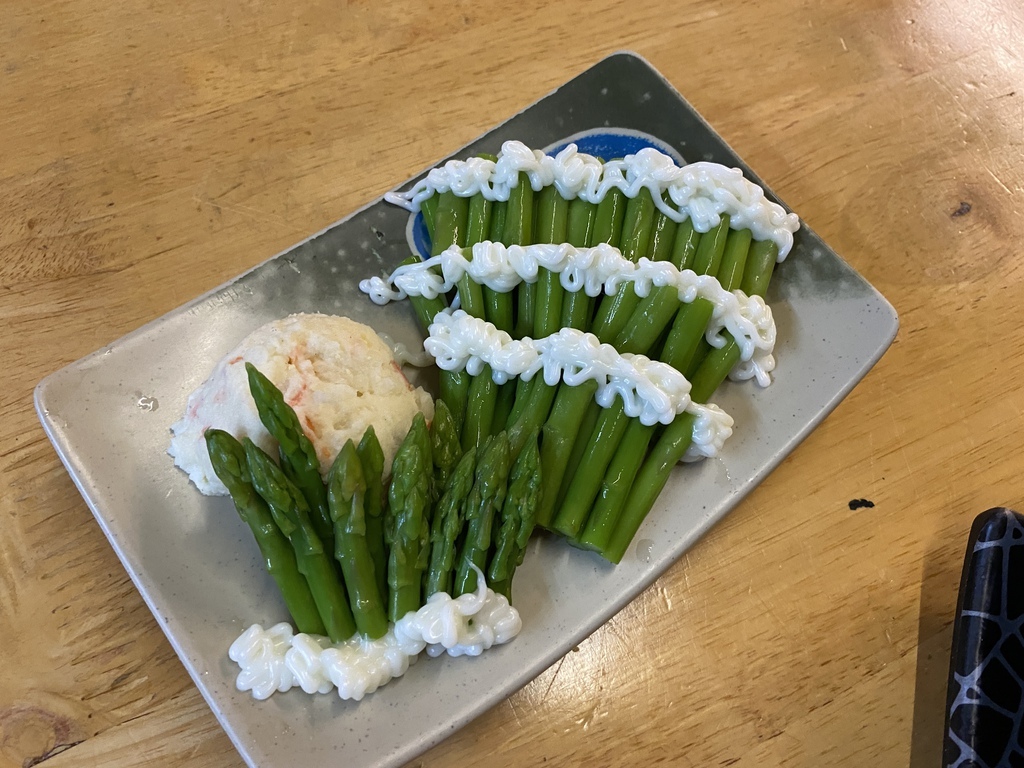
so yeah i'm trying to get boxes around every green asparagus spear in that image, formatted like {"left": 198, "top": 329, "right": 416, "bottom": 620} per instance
{"left": 486, "top": 196, "right": 515, "bottom": 335}
{"left": 356, "top": 426, "right": 388, "bottom": 603}
{"left": 430, "top": 192, "right": 473, "bottom": 434}
{"left": 453, "top": 432, "right": 511, "bottom": 596}
{"left": 489, "top": 199, "right": 508, "bottom": 244}
{"left": 589, "top": 188, "right": 657, "bottom": 341}
{"left": 671, "top": 216, "right": 700, "bottom": 271}
{"left": 431, "top": 399, "right": 461, "bottom": 491}
{"left": 567, "top": 196, "right": 597, "bottom": 244}
{"left": 489, "top": 431, "right": 541, "bottom": 600}
{"left": 327, "top": 442, "right": 389, "bottom": 639}
{"left": 386, "top": 413, "right": 433, "bottom": 620}
{"left": 476, "top": 173, "right": 534, "bottom": 448}
{"left": 503, "top": 185, "right": 570, "bottom": 460}
{"left": 425, "top": 449, "right": 476, "bottom": 597}
{"left": 462, "top": 368, "right": 500, "bottom": 451}
{"left": 619, "top": 188, "right": 658, "bottom": 259}
{"left": 647, "top": 204, "right": 680, "bottom": 264}
{"left": 205, "top": 429, "right": 325, "bottom": 636}
{"left": 614, "top": 219, "right": 699, "bottom": 354}
{"left": 560, "top": 198, "right": 598, "bottom": 330}
{"left": 540, "top": 215, "right": 691, "bottom": 529}
{"left": 480, "top": 192, "right": 514, "bottom": 333}
{"left": 580, "top": 223, "right": 756, "bottom": 553}
{"left": 690, "top": 215, "right": 732, "bottom": 275}
{"left": 659, "top": 216, "right": 731, "bottom": 371}
{"left": 458, "top": 257, "right": 487, "bottom": 318}
{"left": 455, "top": 179, "right": 507, "bottom": 449}
{"left": 595, "top": 186, "right": 628, "bottom": 248}
{"left": 455, "top": 154, "right": 497, "bottom": 318}
{"left": 533, "top": 185, "right": 569, "bottom": 337}
{"left": 554, "top": 393, "right": 601, "bottom": 509}
{"left": 546, "top": 201, "right": 678, "bottom": 534}
{"left": 245, "top": 363, "right": 334, "bottom": 556}
{"left": 431, "top": 191, "right": 469, "bottom": 256}
{"left": 741, "top": 240, "right": 779, "bottom": 298}
{"left": 716, "top": 228, "right": 753, "bottom": 292}
{"left": 420, "top": 194, "right": 438, "bottom": 243}
{"left": 499, "top": 190, "right": 620, "bottom": 453}
{"left": 491, "top": 379, "right": 519, "bottom": 434}
{"left": 601, "top": 235, "right": 778, "bottom": 563}
{"left": 504, "top": 378, "right": 559, "bottom": 459}
{"left": 602, "top": 340, "right": 741, "bottom": 563}
{"left": 681, "top": 225, "right": 751, "bottom": 376}
{"left": 393, "top": 251, "right": 450, "bottom": 451}
{"left": 503, "top": 376, "right": 534, "bottom": 428}
{"left": 577, "top": 417, "right": 655, "bottom": 552}
{"left": 244, "top": 438, "right": 356, "bottom": 642}
{"left": 560, "top": 189, "right": 627, "bottom": 333}
{"left": 533, "top": 381, "right": 596, "bottom": 530}
{"left": 540, "top": 185, "right": 665, "bottom": 528}
{"left": 552, "top": 220, "right": 741, "bottom": 539}
{"left": 457, "top": 197, "right": 491, "bottom": 317}
{"left": 549, "top": 398, "right": 628, "bottom": 536}
{"left": 457, "top": 188, "right": 500, "bottom": 444}
{"left": 506, "top": 172, "right": 535, "bottom": 339}
{"left": 439, "top": 376, "right": 470, "bottom": 440}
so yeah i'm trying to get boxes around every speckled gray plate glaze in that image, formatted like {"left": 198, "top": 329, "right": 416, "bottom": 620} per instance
{"left": 35, "top": 52, "right": 898, "bottom": 768}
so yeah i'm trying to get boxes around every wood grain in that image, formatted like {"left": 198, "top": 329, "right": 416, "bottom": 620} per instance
{"left": 2, "top": 0, "right": 1023, "bottom": 766}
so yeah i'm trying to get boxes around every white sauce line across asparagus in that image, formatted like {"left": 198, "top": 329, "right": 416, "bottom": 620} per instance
{"left": 384, "top": 141, "right": 800, "bottom": 257}
{"left": 424, "top": 310, "right": 733, "bottom": 459}
{"left": 361, "top": 241, "right": 778, "bottom": 387}
{"left": 229, "top": 567, "right": 521, "bottom": 701}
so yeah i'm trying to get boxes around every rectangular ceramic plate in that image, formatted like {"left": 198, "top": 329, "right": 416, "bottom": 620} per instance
{"left": 35, "top": 52, "right": 898, "bottom": 768}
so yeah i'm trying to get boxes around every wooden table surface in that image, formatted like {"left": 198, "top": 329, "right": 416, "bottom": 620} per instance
{"left": 3, "top": 0, "right": 1023, "bottom": 766}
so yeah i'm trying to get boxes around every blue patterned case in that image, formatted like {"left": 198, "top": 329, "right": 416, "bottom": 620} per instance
{"left": 945, "top": 507, "right": 1024, "bottom": 767}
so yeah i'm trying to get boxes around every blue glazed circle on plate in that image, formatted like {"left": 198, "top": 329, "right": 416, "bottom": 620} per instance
{"left": 405, "top": 128, "right": 686, "bottom": 259}
{"left": 541, "top": 128, "right": 684, "bottom": 166}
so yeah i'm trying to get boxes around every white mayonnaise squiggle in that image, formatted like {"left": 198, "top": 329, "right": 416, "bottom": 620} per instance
{"left": 394, "top": 582, "right": 523, "bottom": 659}
{"left": 376, "top": 332, "right": 436, "bottom": 368}
{"left": 384, "top": 141, "right": 800, "bottom": 258}
{"left": 228, "top": 568, "right": 521, "bottom": 702}
{"left": 360, "top": 242, "right": 777, "bottom": 387}
{"left": 683, "top": 403, "right": 735, "bottom": 462}
{"left": 425, "top": 310, "right": 734, "bottom": 453}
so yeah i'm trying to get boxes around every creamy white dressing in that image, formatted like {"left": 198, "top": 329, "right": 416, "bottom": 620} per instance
{"left": 384, "top": 141, "right": 800, "bottom": 258}
{"left": 376, "top": 331, "right": 436, "bottom": 368}
{"left": 361, "top": 241, "right": 777, "bottom": 387}
{"left": 228, "top": 568, "right": 521, "bottom": 701}
{"left": 395, "top": 580, "right": 523, "bottom": 658}
{"left": 425, "top": 310, "right": 733, "bottom": 454}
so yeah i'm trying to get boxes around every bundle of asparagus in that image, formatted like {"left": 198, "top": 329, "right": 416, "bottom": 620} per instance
{"left": 371, "top": 140, "right": 794, "bottom": 564}
{"left": 206, "top": 363, "right": 541, "bottom": 643}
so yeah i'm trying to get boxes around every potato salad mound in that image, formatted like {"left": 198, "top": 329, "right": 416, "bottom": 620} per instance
{"left": 169, "top": 313, "right": 434, "bottom": 496}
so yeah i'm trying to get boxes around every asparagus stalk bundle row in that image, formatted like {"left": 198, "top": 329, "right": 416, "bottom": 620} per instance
{"left": 206, "top": 365, "right": 542, "bottom": 642}
{"left": 398, "top": 171, "right": 783, "bottom": 564}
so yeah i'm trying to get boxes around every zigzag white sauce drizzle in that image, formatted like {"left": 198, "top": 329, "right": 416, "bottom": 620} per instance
{"left": 361, "top": 241, "right": 777, "bottom": 387}
{"left": 228, "top": 565, "right": 521, "bottom": 701}
{"left": 384, "top": 140, "right": 799, "bottom": 258}
{"left": 424, "top": 309, "right": 733, "bottom": 459}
